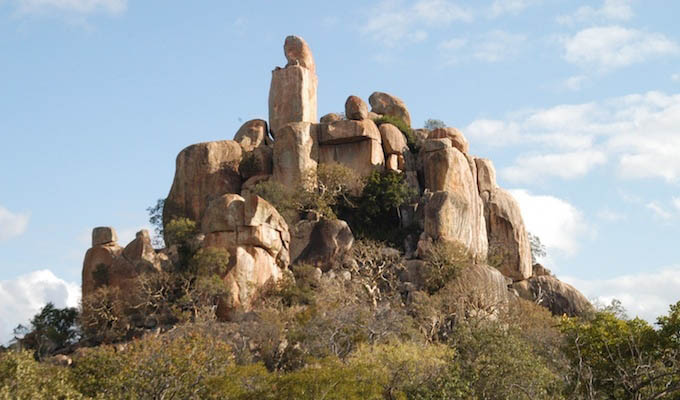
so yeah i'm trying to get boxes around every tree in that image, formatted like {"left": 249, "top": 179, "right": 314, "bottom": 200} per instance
{"left": 13, "top": 302, "right": 79, "bottom": 360}
{"left": 146, "top": 198, "right": 165, "bottom": 248}
{"left": 424, "top": 118, "right": 446, "bottom": 130}
{"left": 528, "top": 232, "right": 547, "bottom": 264}
{"left": 561, "top": 300, "right": 680, "bottom": 399}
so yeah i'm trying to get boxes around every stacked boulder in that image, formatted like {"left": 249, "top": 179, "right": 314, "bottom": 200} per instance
{"left": 201, "top": 194, "right": 290, "bottom": 317}
{"left": 82, "top": 227, "right": 162, "bottom": 298}
{"left": 82, "top": 34, "right": 591, "bottom": 320}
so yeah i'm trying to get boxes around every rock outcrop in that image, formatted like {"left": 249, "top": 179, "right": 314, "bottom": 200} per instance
{"left": 269, "top": 36, "right": 318, "bottom": 137}
{"left": 82, "top": 228, "right": 163, "bottom": 299}
{"left": 474, "top": 158, "right": 532, "bottom": 281}
{"left": 272, "top": 122, "right": 318, "bottom": 188}
{"left": 290, "top": 219, "right": 354, "bottom": 270}
{"left": 345, "top": 95, "right": 368, "bottom": 121}
{"left": 369, "top": 91, "right": 411, "bottom": 127}
{"left": 318, "top": 119, "right": 384, "bottom": 177}
{"left": 201, "top": 193, "right": 290, "bottom": 315}
{"left": 234, "top": 119, "right": 269, "bottom": 152}
{"left": 420, "top": 138, "right": 488, "bottom": 260}
{"left": 163, "top": 140, "right": 242, "bottom": 229}
{"left": 512, "top": 276, "right": 592, "bottom": 317}
{"left": 429, "top": 127, "right": 469, "bottom": 154}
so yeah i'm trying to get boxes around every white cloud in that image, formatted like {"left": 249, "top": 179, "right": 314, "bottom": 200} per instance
{"left": 501, "top": 150, "right": 607, "bottom": 183}
{"left": 646, "top": 201, "right": 672, "bottom": 220}
{"left": 562, "top": 266, "right": 680, "bottom": 324}
{"left": 473, "top": 30, "right": 526, "bottom": 62}
{"left": 563, "top": 75, "right": 588, "bottom": 91}
{"left": 672, "top": 197, "right": 680, "bottom": 212}
{"left": 362, "top": 0, "right": 471, "bottom": 47}
{"left": 509, "top": 189, "right": 592, "bottom": 256}
{"left": 13, "top": 0, "right": 126, "bottom": 15}
{"left": 0, "top": 206, "right": 29, "bottom": 241}
{"left": 597, "top": 207, "right": 626, "bottom": 222}
{"left": 489, "top": 0, "right": 541, "bottom": 18}
{"left": 465, "top": 91, "right": 680, "bottom": 183}
{"left": 557, "top": 0, "right": 634, "bottom": 25}
{"left": 0, "top": 270, "right": 80, "bottom": 345}
{"left": 563, "top": 26, "right": 679, "bottom": 70}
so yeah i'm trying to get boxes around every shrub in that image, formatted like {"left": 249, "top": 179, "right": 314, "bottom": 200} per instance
{"left": 424, "top": 118, "right": 446, "bottom": 130}
{"left": 346, "top": 170, "right": 413, "bottom": 244}
{"left": 373, "top": 114, "right": 419, "bottom": 153}
{"left": 421, "top": 240, "right": 471, "bottom": 294}
{"left": 0, "top": 351, "right": 82, "bottom": 399}
{"left": 252, "top": 180, "right": 300, "bottom": 224}
{"left": 146, "top": 198, "right": 165, "bottom": 248}
{"left": 164, "top": 217, "right": 198, "bottom": 247}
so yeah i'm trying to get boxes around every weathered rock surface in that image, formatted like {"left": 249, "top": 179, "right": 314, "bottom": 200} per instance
{"left": 122, "top": 229, "right": 162, "bottom": 273}
{"left": 320, "top": 113, "right": 343, "bottom": 124}
{"left": 163, "top": 140, "right": 242, "bottom": 229}
{"left": 532, "top": 263, "right": 552, "bottom": 277}
{"left": 239, "top": 145, "right": 273, "bottom": 180}
{"left": 379, "top": 123, "right": 407, "bottom": 155}
{"left": 234, "top": 119, "right": 269, "bottom": 152}
{"left": 201, "top": 193, "right": 290, "bottom": 315}
{"left": 473, "top": 158, "right": 532, "bottom": 281}
{"left": 368, "top": 92, "right": 411, "bottom": 127}
{"left": 269, "top": 36, "right": 318, "bottom": 137}
{"left": 291, "top": 219, "right": 354, "bottom": 270}
{"left": 474, "top": 158, "right": 498, "bottom": 199}
{"left": 420, "top": 140, "right": 488, "bottom": 260}
{"left": 82, "top": 241, "right": 124, "bottom": 298}
{"left": 92, "top": 227, "right": 117, "bottom": 246}
{"left": 272, "top": 122, "right": 318, "bottom": 188}
{"left": 512, "top": 276, "right": 592, "bottom": 317}
{"left": 284, "top": 35, "right": 315, "bottom": 74}
{"left": 83, "top": 228, "right": 165, "bottom": 299}
{"left": 429, "top": 127, "right": 469, "bottom": 154}
{"left": 318, "top": 139, "right": 384, "bottom": 178}
{"left": 318, "top": 119, "right": 381, "bottom": 145}
{"left": 345, "top": 95, "right": 368, "bottom": 120}
{"left": 456, "top": 264, "right": 510, "bottom": 313}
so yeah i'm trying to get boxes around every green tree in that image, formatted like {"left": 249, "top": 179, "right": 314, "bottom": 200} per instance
{"left": 528, "top": 232, "right": 546, "bottom": 264}
{"left": 13, "top": 302, "right": 79, "bottom": 360}
{"left": 0, "top": 351, "right": 82, "bottom": 399}
{"left": 146, "top": 198, "right": 165, "bottom": 248}
{"left": 424, "top": 118, "right": 446, "bottom": 130}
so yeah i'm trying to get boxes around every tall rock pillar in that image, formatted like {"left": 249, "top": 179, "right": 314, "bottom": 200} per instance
{"left": 268, "top": 35, "right": 318, "bottom": 138}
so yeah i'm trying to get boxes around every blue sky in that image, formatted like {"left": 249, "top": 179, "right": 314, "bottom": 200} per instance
{"left": 1, "top": 0, "right": 680, "bottom": 342}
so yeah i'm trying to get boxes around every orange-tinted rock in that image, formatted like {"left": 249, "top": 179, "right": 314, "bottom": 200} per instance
{"left": 368, "top": 91, "right": 411, "bottom": 127}
{"left": 284, "top": 35, "right": 315, "bottom": 74}
{"left": 429, "top": 127, "right": 469, "bottom": 154}
{"left": 269, "top": 63, "right": 318, "bottom": 136}
{"left": 272, "top": 122, "right": 318, "bottom": 188}
{"left": 92, "top": 227, "right": 117, "bottom": 246}
{"left": 234, "top": 119, "right": 268, "bottom": 152}
{"left": 319, "top": 119, "right": 381, "bottom": 145}
{"left": 345, "top": 95, "right": 368, "bottom": 120}
{"left": 163, "top": 140, "right": 242, "bottom": 229}
{"left": 379, "top": 123, "right": 407, "bottom": 155}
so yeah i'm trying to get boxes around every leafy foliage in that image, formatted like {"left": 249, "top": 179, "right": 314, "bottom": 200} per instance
{"left": 423, "top": 118, "right": 446, "bottom": 130}
{"left": 420, "top": 240, "right": 472, "bottom": 294}
{"left": 528, "top": 231, "right": 547, "bottom": 264}
{"left": 146, "top": 198, "right": 165, "bottom": 248}
{"left": 12, "top": 302, "right": 79, "bottom": 360}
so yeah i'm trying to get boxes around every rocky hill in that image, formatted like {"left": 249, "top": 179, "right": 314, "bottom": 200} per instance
{"left": 81, "top": 35, "right": 591, "bottom": 326}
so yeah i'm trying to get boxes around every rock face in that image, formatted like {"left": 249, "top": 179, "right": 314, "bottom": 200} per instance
{"left": 318, "top": 119, "right": 384, "bottom": 177}
{"left": 318, "top": 119, "right": 381, "bottom": 144}
{"left": 234, "top": 119, "right": 269, "bottom": 152}
{"left": 320, "top": 113, "right": 343, "bottom": 124}
{"left": 82, "top": 228, "right": 163, "bottom": 300}
{"left": 512, "top": 276, "right": 592, "bottom": 317}
{"left": 269, "top": 36, "right": 318, "bottom": 137}
{"left": 429, "top": 127, "right": 469, "bottom": 154}
{"left": 201, "top": 193, "right": 290, "bottom": 316}
{"left": 272, "top": 122, "right": 318, "bottom": 188}
{"left": 368, "top": 92, "right": 411, "bottom": 127}
{"left": 284, "top": 35, "right": 315, "bottom": 73}
{"left": 345, "top": 95, "right": 368, "bottom": 120}
{"left": 456, "top": 264, "right": 510, "bottom": 314}
{"left": 379, "top": 123, "right": 408, "bottom": 155}
{"left": 92, "top": 227, "right": 117, "bottom": 246}
{"left": 163, "top": 140, "right": 242, "bottom": 229}
{"left": 420, "top": 139, "right": 488, "bottom": 260}
{"left": 474, "top": 158, "right": 532, "bottom": 281}
{"left": 291, "top": 219, "right": 354, "bottom": 270}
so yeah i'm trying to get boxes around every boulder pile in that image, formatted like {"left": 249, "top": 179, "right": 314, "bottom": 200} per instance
{"left": 82, "top": 35, "right": 590, "bottom": 319}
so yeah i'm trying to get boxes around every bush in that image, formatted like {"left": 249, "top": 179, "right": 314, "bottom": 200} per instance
{"left": 0, "top": 351, "right": 82, "bottom": 399}
{"left": 421, "top": 240, "right": 471, "bottom": 294}
{"left": 373, "top": 114, "right": 418, "bottom": 153}
{"left": 345, "top": 170, "right": 413, "bottom": 244}
{"left": 424, "top": 118, "right": 446, "bottom": 130}
{"left": 146, "top": 198, "right": 166, "bottom": 248}
{"left": 164, "top": 217, "right": 198, "bottom": 247}
{"left": 12, "top": 302, "right": 79, "bottom": 360}
{"left": 252, "top": 180, "right": 300, "bottom": 224}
